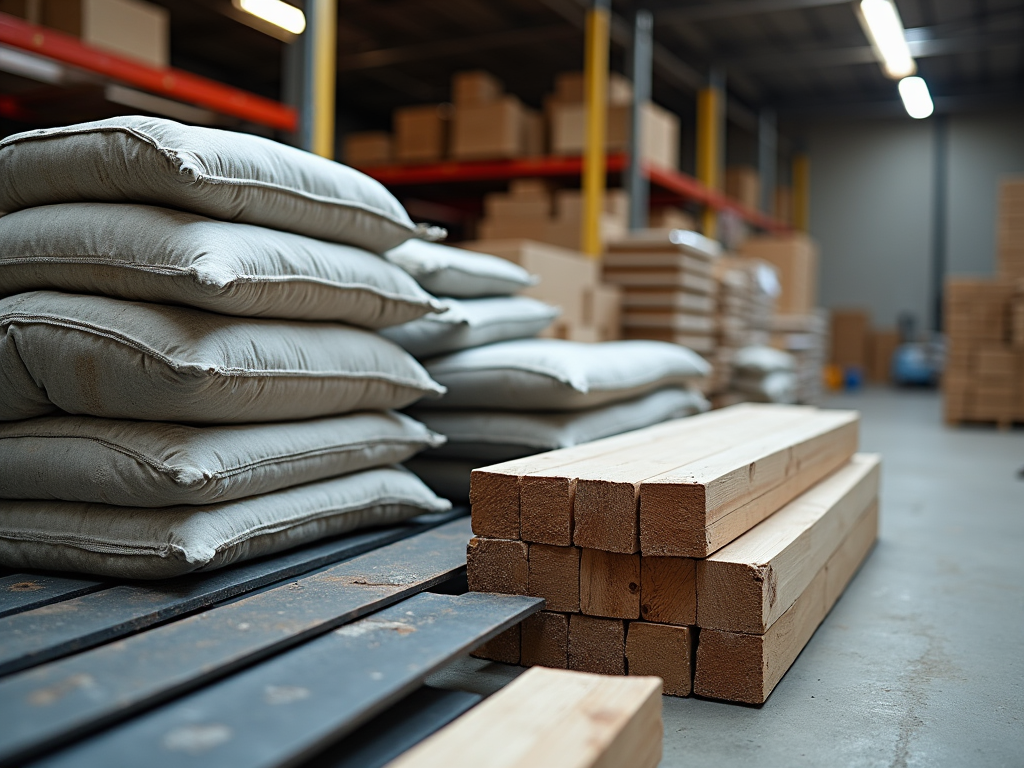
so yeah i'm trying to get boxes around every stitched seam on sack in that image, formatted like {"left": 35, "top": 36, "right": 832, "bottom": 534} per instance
{"left": 0, "top": 313, "right": 442, "bottom": 390}
{"left": 433, "top": 362, "right": 685, "bottom": 391}
{"left": 0, "top": 257, "right": 437, "bottom": 305}
{"left": 0, "top": 530, "right": 182, "bottom": 558}
{"left": 419, "top": 313, "right": 558, "bottom": 330}
{"left": 0, "top": 125, "right": 415, "bottom": 232}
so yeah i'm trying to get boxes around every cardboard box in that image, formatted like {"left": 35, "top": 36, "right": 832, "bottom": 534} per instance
{"left": 830, "top": 309, "right": 869, "bottom": 369}
{"left": 549, "top": 101, "right": 679, "bottom": 170}
{"left": 452, "top": 70, "right": 502, "bottom": 106}
{"left": 450, "top": 96, "right": 524, "bottom": 160}
{"left": 867, "top": 329, "right": 899, "bottom": 383}
{"left": 585, "top": 283, "right": 622, "bottom": 341}
{"left": 394, "top": 104, "right": 449, "bottom": 163}
{"left": 775, "top": 186, "right": 793, "bottom": 225}
{"left": 741, "top": 234, "right": 818, "bottom": 314}
{"left": 44, "top": 0, "right": 169, "bottom": 67}
{"left": 522, "top": 108, "right": 545, "bottom": 157}
{"left": 649, "top": 207, "right": 697, "bottom": 230}
{"left": 726, "top": 166, "right": 760, "bottom": 211}
{"left": 483, "top": 194, "right": 550, "bottom": 220}
{"left": 0, "top": 0, "right": 40, "bottom": 21}
{"left": 342, "top": 131, "right": 392, "bottom": 167}
{"left": 553, "top": 71, "right": 633, "bottom": 106}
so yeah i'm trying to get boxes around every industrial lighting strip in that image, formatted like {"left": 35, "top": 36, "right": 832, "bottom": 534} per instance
{"left": 856, "top": 0, "right": 934, "bottom": 118}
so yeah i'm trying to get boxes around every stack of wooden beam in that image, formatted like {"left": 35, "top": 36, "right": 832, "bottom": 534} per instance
{"left": 602, "top": 231, "right": 720, "bottom": 359}
{"left": 998, "top": 177, "right": 1024, "bottom": 281}
{"left": 465, "top": 403, "right": 880, "bottom": 704}
{"left": 943, "top": 278, "right": 1023, "bottom": 428}
{"left": 770, "top": 311, "right": 829, "bottom": 404}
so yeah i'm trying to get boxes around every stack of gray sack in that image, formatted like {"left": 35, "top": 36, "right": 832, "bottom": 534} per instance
{"left": 377, "top": 240, "right": 712, "bottom": 502}
{"left": 732, "top": 345, "right": 799, "bottom": 404}
{"left": 0, "top": 116, "right": 455, "bottom": 580}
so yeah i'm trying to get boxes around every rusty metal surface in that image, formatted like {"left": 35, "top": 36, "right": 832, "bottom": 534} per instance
{"left": 0, "top": 575, "right": 105, "bottom": 619}
{"left": 0, "top": 510, "right": 466, "bottom": 676}
{"left": 0, "top": 518, "right": 473, "bottom": 766}
{"left": 33, "top": 591, "right": 541, "bottom": 768}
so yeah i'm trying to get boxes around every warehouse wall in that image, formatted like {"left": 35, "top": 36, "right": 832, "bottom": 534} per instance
{"left": 805, "top": 109, "right": 1024, "bottom": 333}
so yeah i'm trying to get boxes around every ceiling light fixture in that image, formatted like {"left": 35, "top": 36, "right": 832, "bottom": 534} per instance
{"left": 235, "top": 0, "right": 306, "bottom": 35}
{"left": 857, "top": 0, "right": 915, "bottom": 79}
{"left": 898, "top": 76, "right": 934, "bottom": 119}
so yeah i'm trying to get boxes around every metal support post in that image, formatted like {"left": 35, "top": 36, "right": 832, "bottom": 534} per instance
{"left": 627, "top": 9, "right": 652, "bottom": 231}
{"left": 582, "top": 0, "right": 611, "bottom": 257}
{"left": 758, "top": 108, "right": 776, "bottom": 215}
{"left": 302, "top": 0, "right": 337, "bottom": 158}
{"left": 792, "top": 152, "right": 810, "bottom": 232}
{"left": 697, "top": 67, "right": 725, "bottom": 239}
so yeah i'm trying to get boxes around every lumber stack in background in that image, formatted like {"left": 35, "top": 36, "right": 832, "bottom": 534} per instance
{"left": 466, "top": 404, "right": 879, "bottom": 704}
{"left": 769, "top": 311, "right": 829, "bottom": 404}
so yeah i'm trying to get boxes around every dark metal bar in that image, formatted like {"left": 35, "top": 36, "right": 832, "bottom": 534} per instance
{"left": 627, "top": 9, "right": 653, "bottom": 231}
{"left": 0, "top": 574, "right": 105, "bottom": 619}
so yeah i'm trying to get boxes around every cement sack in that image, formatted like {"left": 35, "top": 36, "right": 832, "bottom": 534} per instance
{"left": 384, "top": 240, "right": 535, "bottom": 298}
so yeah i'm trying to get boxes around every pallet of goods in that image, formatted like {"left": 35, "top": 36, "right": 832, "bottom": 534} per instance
{"left": 465, "top": 403, "right": 880, "bottom": 705}
{"left": 943, "top": 278, "right": 1024, "bottom": 428}
{"left": 998, "top": 177, "right": 1024, "bottom": 281}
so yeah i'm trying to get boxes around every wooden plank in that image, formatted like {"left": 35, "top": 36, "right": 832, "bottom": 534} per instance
{"left": 521, "top": 611, "right": 569, "bottom": 669}
{"left": 580, "top": 549, "right": 640, "bottom": 620}
{"left": 640, "top": 556, "right": 696, "bottom": 626}
{"left": 466, "top": 538, "right": 528, "bottom": 595}
{"left": 572, "top": 405, "right": 820, "bottom": 553}
{"left": 568, "top": 614, "right": 625, "bottom": 675}
{"left": 0, "top": 574, "right": 105, "bottom": 619}
{"left": 34, "top": 592, "right": 542, "bottom": 768}
{"left": 640, "top": 409, "right": 860, "bottom": 557}
{"left": 697, "top": 454, "right": 880, "bottom": 633}
{"left": 693, "top": 500, "right": 879, "bottom": 704}
{"left": 385, "top": 667, "right": 663, "bottom": 768}
{"left": 528, "top": 544, "right": 580, "bottom": 613}
{"left": 0, "top": 510, "right": 465, "bottom": 677}
{"left": 303, "top": 687, "right": 482, "bottom": 768}
{"left": 0, "top": 519, "right": 473, "bottom": 766}
{"left": 625, "top": 622, "right": 693, "bottom": 697}
{"left": 471, "top": 625, "right": 521, "bottom": 665}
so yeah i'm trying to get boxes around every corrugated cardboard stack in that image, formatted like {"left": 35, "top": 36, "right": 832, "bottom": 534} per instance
{"left": 461, "top": 238, "right": 621, "bottom": 343}
{"left": 769, "top": 311, "right": 829, "bottom": 404}
{"left": 943, "top": 278, "right": 1023, "bottom": 427}
{"left": 465, "top": 404, "right": 880, "bottom": 706}
{"left": 829, "top": 309, "right": 870, "bottom": 379}
{"left": 725, "top": 166, "right": 760, "bottom": 211}
{"left": 449, "top": 71, "right": 544, "bottom": 161}
{"left": 709, "top": 260, "right": 752, "bottom": 400}
{"left": 547, "top": 72, "right": 679, "bottom": 171}
{"left": 998, "top": 177, "right": 1024, "bottom": 281}
{"left": 602, "top": 230, "right": 720, "bottom": 358}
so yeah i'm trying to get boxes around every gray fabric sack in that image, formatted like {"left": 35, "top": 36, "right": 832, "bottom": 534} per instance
{"left": 0, "top": 203, "right": 443, "bottom": 327}
{"left": 0, "top": 116, "right": 437, "bottom": 253}
{"left": 0, "top": 291, "right": 445, "bottom": 423}
{"left": 419, "top": 338, "right": 711, "bottom": 411}
{"left": 380, "top": 296, "right": 558, "bottom": 359}
{"left": 0, "top": 466, "right": 451, "bottom": 579}
{"left": 0, "top": 411, "right": 444, "bottom": 506}
{"left": 408, "top": 387, "right": 709, "bottom": 463}
{"left": 384, "top": 240, "right": 536, "bottom": 298}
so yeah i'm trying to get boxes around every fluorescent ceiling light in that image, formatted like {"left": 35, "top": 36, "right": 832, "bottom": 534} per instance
{"left": 858, "top": 0, "right": 915, "bottom": 79}
{"left": 898, "top": 76, "right": 934, "bottom": 119}
{"left": 235, "top": 0, "right": 305, "bottom": 35}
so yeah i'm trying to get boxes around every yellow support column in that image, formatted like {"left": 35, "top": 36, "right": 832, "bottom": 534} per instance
{"left": 581, "top": 0, "right": 610, "bottom": 258}
{"left": 310, "top": 0, "right": 337, "bottom": 159}
{"left": 696, "top": 70, "right": 724, "bottom": 239}
{"left": 792, "top": 152, "right": 810, "bottom": 231}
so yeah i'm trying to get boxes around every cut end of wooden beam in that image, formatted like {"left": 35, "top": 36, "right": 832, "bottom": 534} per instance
{"left": 639, "top": 483, "right": 709, "bottom": 557}
{"left": 528, "top": 544, "right": 580, "bottom": 613}
{"left": 695, "top": 560, "right": 772, "bottom": 634}
{"left": 520, "top": 476, "right": 575, "bottom": 546}
{"left": 466, "top": 538, "right": 528, "bottom": 596}
{"left": 626, "top": 622, "right": 693, "bottom": 697}
{"left": 470, "top": 471, "right": 520, "bottom": 540}
{"left": 471, "top": 623, "right": 521, "bottom": 665}
{"left": 573, "top": 479, "right": 640, "bottom": 554}
{"left": 640, "top": 556, "right": 697, "bottom": 626}
{"left": 521, "top": 611, "right": 569, "bottom": 669}
{"left": 580, "top": 549, "right": 641, "bottom": 620}
{"left": 692, "top": 628, "right": 765, "bottom": 704}
{"left": 568, "top": 614, "right": 625, "bottom": 676}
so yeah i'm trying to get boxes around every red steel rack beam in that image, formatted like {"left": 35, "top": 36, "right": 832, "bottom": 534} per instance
{"left": 0, "top": 13, "right": 297, "bottom": 132}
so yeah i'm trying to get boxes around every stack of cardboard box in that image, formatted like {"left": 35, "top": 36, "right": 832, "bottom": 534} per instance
{"left": 547, "top": 72, "right": 679, "bottom": 171}
{"left": 769, "top": 312, "right": 829, "bottom": 404}
{"left": 709, "top": 261, "right": 752, "bottom": 400}
{"left": 998, "top": 178, "right": 1024, "bottom": 281}
{"left": 460, "top": 238, "right": 621, "bottom": 343}
{"left": 449, "top": 71, "right": 544, "bottom": 160}
{"left": 943, "top": 278, "right": 1023, "bottom": 428}
{"left": 829, "top": 310, "right": 869, "bottom": 379}
{"left": 342, "top": 132, "right": 392, "bottom": 167}
{"left": 477, "top": 180, "right": 628, "bottom": 251}
{"left": 725, "top": 166, "right": 760, "bottom": 211}
{"left": 602, "top": 231, "right": 719, "bottom": 358}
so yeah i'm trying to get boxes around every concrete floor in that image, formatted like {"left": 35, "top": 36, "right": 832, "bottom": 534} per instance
{"left": 430, "top": 388, "right": 1024, "bottom": 766}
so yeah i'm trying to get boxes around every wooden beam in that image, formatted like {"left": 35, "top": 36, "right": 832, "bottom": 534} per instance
{"left": 640, "top": 556, "right": 696, "bottom": 626}
{"left": 466, "top": 538, "right": 528, "bottom": 596}
{"left": 693, "top": 500, "right": 879, "bottom": 704}
{"left": 386, "top": 666, "right": 663, "bottom": 768}
{"left": 625, "top": 622, "right": 693, "bottom": 697}
{"left": 472, "top": 624, "right": 522, "bottom": 665}
{"left": 568, "top": 614, "right": 625, "bottom": 675}
{"left": 521, "top": 612, "right": 569, "bottom": 669}
{"left": 697, "top": 454, "right": 880, "bottom": 633}
{"left": 580, "top": 549, "right": 641, "bottom": 619}
{"left": 640, "top": 409, "right": 860, "bottom": 557}
{"left": 528, "top": 544, "right": 580, "bottom": 613}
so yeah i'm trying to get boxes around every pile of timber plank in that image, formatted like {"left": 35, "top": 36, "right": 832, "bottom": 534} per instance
{"left": 465, "top": 403, "right": 880, "bottom": 705}
{"left": 769, "top": 310, "right": 829, "bottom": 405}
{"left": 603, "top": 231, "right": 720, "bottom": 358}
